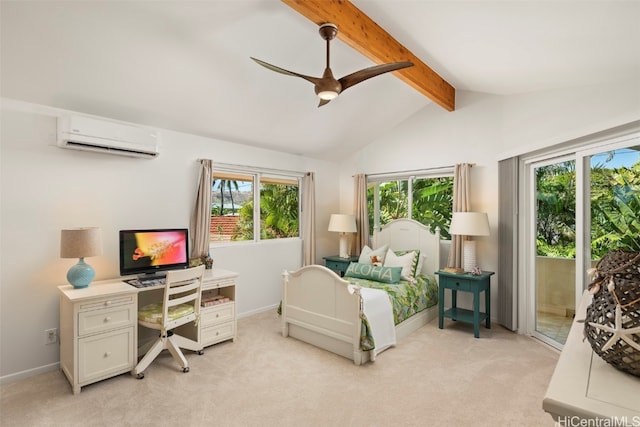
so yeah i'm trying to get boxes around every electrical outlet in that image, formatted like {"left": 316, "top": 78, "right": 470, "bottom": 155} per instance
{"left": 45, "top": 328, "right": 57, "bottom": 345}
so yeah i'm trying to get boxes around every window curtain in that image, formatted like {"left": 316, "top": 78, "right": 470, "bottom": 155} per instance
{"left": 190, "top": 159, "right": 212, "bottom": 259}
{"left": 498, "top": 157, "right": 518, "bottom": 330}
{"left": 447, "top": 163, "right": 472, "bottom": 268}
{"left": 353, "top": 174, "right": 369, "bottom": 255}
{"left": 301, "top": 172, "right": 316, "bottom": 265}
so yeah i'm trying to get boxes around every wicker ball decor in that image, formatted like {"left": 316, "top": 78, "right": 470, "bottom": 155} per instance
{"left": 584, "top": 250, "right": 640, "bottom": 377}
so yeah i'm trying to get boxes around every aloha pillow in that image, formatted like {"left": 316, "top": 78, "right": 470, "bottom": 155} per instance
{"left": 344, "top": 262, "right": 402, "bottom": 284}
{"left": 384, "top": 249, "right": 417, "bottom": 281}
{"left": 358, "top": 244, "right": 389, "bottom": 265}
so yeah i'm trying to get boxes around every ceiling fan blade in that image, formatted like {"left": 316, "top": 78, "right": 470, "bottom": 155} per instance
{"left": 338, "top": 62, "right": 414, "bottom": 93}
{"left": 250, "top": 57, "right": 320, "bottom": 86}
{"left": 317, "top": 98, "right": 332, "bottom": 107}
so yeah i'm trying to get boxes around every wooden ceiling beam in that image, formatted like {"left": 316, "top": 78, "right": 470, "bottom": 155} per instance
{"left": 281, "top": 0, "right": 455, "bottom": 111}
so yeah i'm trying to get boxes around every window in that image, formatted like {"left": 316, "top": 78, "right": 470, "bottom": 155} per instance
{"left": 367, "top": 174, "right": 453, "bottom": 238}
{"left": 210, "top": 169, "right": 300, "bottom": 243}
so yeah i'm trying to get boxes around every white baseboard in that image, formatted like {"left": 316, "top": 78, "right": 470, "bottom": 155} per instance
{"left": 0, "top": 362, "right": 60, "bottom": 385}
{"left": 237, "top": 303, "right": 279, "bottom": 319}
{"left": 1, "top": 305, "right": 279, "bottom": 384}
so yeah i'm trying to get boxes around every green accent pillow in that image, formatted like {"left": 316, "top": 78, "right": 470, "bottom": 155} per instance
{"left": 394, "top": 249, "right": 421, "bottom": 278}
{"left": 344, "top": 262, "right": 402, "bottom": 284}
{"left": 384, "top": 249, "right": 418, "bottom": 281}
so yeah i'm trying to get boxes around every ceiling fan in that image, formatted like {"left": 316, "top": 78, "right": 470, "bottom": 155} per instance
{"left": 251, "top": 23, "right": 414, "bottom": 107}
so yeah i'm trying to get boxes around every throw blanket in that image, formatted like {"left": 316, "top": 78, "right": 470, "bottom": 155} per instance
{"left": 354, "top": 286, "right": 396, "bottom": 358}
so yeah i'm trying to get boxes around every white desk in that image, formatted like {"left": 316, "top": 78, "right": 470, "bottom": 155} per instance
{"left": 58, "top": 268, "right": 238, "bottom": 394}
{"left": 543, "top": 291, "right": 640, "bottom": 422}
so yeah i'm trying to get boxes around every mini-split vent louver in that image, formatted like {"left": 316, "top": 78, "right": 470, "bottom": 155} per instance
{"left": 57, "top": 115, "right": 160, "bottom": 159}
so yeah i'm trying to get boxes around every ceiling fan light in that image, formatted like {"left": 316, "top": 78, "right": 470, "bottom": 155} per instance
{"left": 318, "top": 90, "right": 338, "bottom": 100}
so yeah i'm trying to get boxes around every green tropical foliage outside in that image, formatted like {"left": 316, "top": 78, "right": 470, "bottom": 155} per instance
{"left": 235, "top": 183, "right": 299, "bottom": 240}
{"left": 536, "top": 158, "right": 640, "bottom": 259}
{"left": 368, "top": 177, "right": 454, "bottom": 239}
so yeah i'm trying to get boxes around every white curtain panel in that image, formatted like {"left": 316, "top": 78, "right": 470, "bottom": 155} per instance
{"left": 302, "top": 172, "right": 316, "bottom": 265}
{"left": 190, "top": 159, "right": 212, "bottom": 259}
{"left": 353, "top": 174, "right": 369, "bottom": 256}
{"left": 447, "top": 163, "right": 472, "bottom": 268}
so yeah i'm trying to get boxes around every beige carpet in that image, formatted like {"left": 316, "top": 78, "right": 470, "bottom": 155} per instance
{"left": 1, "top": 310, "right": 559, "bottom": 427}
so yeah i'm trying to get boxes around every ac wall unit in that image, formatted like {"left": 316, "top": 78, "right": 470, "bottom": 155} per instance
{"left": 57, "top": 115, "right": 160, "bottom": 158}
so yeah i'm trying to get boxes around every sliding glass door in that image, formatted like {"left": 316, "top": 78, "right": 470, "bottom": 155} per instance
{"left": 530, "top": 157, "right": 576, "bottom": 347}
{"left": 524, "top": 137, "right": 640, "bottom": 349}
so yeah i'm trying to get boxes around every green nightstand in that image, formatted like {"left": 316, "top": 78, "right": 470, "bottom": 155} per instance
{"left": 323, "top": 255, "right": 358, "bottom": 276}
{"left": 436, "top": 270, "right": 494, "bottom": 338}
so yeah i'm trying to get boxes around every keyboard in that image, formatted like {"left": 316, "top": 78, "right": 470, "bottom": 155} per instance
{"left": 125, "top": 277, "right": 166, "bottom": 288}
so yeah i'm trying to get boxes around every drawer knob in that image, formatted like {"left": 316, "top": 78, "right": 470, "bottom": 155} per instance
{"left": 216, "top": 313, "right": 219, "bottom": 318}
{"left": 104, "top": 301, "right": 112, "bottom": 306}
{"left": 104, "top": 351, "right": 111, "bottom": 358}
{"left": 104, "top": 317, "right": 111, "bottom": 323}
{"left": 216, "top": 331, "right": 219, "bottom": 336}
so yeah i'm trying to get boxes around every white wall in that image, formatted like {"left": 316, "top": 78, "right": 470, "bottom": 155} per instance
{"left": 2, "top": 79, "right": 638, "bottom": 381}
{"left": 338, "top": 80, "right": 640, "bottom": 317}
{"left": 0, "top": 100, "right": 340, "bottom": 381}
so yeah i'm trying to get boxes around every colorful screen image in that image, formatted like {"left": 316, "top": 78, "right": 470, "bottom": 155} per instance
{"left": 119, "top": 229, "right": 189, "bottom": 275}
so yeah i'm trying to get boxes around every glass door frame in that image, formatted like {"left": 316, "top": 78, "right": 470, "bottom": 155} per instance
{"left": 519, "top": 132, "right": 640, "bottom": 349}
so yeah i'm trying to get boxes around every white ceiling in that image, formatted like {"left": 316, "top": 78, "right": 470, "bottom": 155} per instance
{"left": 2, "top": 1, "right": 639, "bottom": 161}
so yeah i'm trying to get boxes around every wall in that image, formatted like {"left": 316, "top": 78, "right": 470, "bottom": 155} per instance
{"left": 338, "top": 81, "right": 640, "bottom": 320}
{"left": 0, "top": 100, "right": 340, "bottom": 381}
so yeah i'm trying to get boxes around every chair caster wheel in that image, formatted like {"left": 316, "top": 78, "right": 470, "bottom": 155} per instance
{"left": 183, "top": 367, "right": 189, "bottom": 373}
{"left": 136, "top": 373, "right": 144, "bottom": 379}
{"left": 197, "top": 350, "right": 204, "bottom": 355}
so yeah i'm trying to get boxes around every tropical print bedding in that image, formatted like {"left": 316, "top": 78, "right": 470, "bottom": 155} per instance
{"left": 345, "top": 273, "right": 439, "bottom": 351}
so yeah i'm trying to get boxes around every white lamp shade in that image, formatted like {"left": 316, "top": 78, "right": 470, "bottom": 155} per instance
{"left": 328, "top": 214, "right": 357, "bottom": 233}
{"left": 60, "top": 227, "right": 103, "bottom": 258}
{"left": 449, "top": 212, "right": 490, "bottom": 236}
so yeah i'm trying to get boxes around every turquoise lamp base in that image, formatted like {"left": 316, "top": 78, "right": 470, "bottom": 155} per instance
{"left": 67, "top": 258, "right": 95, "bottom": 288}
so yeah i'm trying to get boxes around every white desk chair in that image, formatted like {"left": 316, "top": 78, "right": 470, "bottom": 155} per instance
{"left": 133, "top": 265, "right": 205, "bottom": 379}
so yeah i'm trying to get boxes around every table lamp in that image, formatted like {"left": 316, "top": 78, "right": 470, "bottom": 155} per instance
{"left": 449, "top": 212, "right": 490, "bottom": 272}
{"left": 328, "top": 214, "right": 357, "bottom": 258}
{"left": 60, "top": 227, "right": 103, "bottom": 288}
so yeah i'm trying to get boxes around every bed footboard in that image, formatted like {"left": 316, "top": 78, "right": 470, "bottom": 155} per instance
{"left": 282, "top": 265, "right": 367, "bottom": 365}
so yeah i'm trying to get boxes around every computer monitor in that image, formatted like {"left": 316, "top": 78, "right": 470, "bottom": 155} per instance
{"left": 119, "top": 228, "right": 189, "bottom": 277}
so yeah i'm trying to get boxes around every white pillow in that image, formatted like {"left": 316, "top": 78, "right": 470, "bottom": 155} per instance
{"left": 384, "top": 249, "right": 416, "bottom": 281}
{"left": 358, "top": 244, "right": 389, "bottom": 265}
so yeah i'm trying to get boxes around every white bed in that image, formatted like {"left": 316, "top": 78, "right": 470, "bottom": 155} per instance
{"left": 281, "top": 219, "right": 441, "bottom": 365}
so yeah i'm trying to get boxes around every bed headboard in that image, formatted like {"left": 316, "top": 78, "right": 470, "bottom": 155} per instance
{"left": 371, "top": 219, "right": 441, "bottom": 277}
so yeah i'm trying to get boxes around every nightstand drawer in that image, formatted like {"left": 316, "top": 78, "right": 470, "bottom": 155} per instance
{"left": 325, "top": 260, "right": 349, "bottom": 271}
{"left": 440, "top": 277, "right": 476, "bottom": 292}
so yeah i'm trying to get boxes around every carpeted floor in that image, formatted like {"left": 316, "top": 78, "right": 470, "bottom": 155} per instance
{"left": 1, "top": 310, "right": 559, "bottom": 426}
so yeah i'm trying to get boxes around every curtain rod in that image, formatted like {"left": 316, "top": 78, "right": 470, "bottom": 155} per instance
{"left": 362, "top": 163, "right": 475, "bottom": 179}
{"left": 198, "top": 160, "right": 307, "bottom": 177}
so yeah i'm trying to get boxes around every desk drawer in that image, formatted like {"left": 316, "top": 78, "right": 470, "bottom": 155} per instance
{"left": 78, "top": 327, "right": 134, "bottom": 383}
{"left": 201, "top": 321, "right": 234, "bottom": 346}
{"left": 201, "top": 303, "right": 234, "bottom": 327}
{"left": 202, "top": 278, "right": 236, "bottom": 290}
{"left": 79, "top": 295, "right": 135, "bottom": 311}
{"left": 78, "top": 304, "right": 135, "bottom": 336}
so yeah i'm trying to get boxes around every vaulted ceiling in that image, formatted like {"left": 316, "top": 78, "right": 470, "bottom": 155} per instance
{"left": 2, "top": 1, "right": 639, "bottom": 161}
